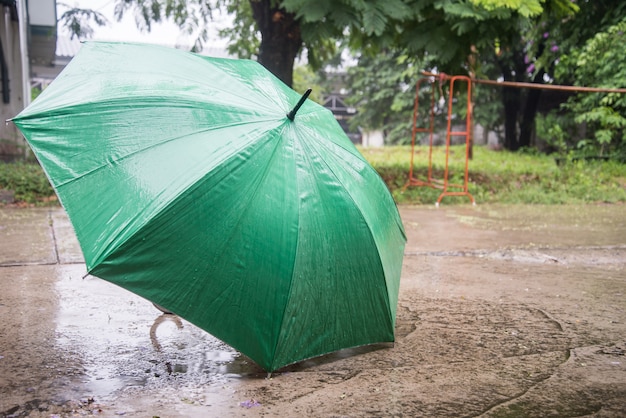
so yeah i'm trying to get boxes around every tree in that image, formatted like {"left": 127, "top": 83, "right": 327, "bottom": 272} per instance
{"left": 525, "top": 0, "right": 626, "bottom": 159}
{"left": 345, "top": 50, "right": 421, "bottom": 145}
{"left": 554, "top": 16, "right": 626, "bottom": 158}
{"left": 69, "top": 0, "right": 623, "bottom": 155}
{"left": 108, "top": 0, "right": 415, "bottom": 87}
{"left": 342, "top": 0, "right": 575, "bottom": 149}
{"left": 483, "top": 0, "right": 626, "bottom": 152}
{"left": 328, "top": 0, "right": 581, "bottom": 150}
{"left": 366, "top": 0, "right": 593, "bottom": 151}
{"left": 57, "top": 2, "right": 108, "bottom": 39}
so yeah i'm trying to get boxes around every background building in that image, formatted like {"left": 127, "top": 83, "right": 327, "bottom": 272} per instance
{"left": 1, "top": 0, "right": 58, "bottom": 159}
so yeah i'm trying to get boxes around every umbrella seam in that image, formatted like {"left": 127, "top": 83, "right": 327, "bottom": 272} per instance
{"left": 94, "top": 122, "right": 292, "bottom": 372}
{"left": 269, "top": 123, "right": 302, "bottom": 371}
{"left": 245, "top": 123, "right": 295, "bottom": 369}
{"left": 305, "top": 134, "right": 396, "bottom": 330}
{"left": 271, "top": 130, "right": 397, "bottom": 369}
{"left": 15, "top": 95, "right": 284, "bottom": 123}
{"left": 171, "top": 121, "right": 291, "bottom": 371}
{"left": 51, "top": 117, "right": 282, "bottom": 189}
{"left": 35, "top": 41, "right": 291, "bottom": 117}
{"left": 87, "top": 121, "right": 287, "bottom": 269}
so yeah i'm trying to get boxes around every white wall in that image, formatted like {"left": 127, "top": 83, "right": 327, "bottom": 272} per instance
{"left": 362, "top": 130, "right": 384, "bottom": 147}
{"left": 28, "top": 0, "right": 57, "bottom": 26}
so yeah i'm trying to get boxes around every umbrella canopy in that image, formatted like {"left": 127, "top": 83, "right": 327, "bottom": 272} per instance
{"left": 12, "top": 42, "right": 406, "bottom": 372}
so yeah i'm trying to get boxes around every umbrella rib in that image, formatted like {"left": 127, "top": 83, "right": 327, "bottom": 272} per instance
{"left": 53, "top": 118, "right": 280, "bottom": 189}
{"left": 97, "top": 118, "right": 287, "bottom": 267}
{"left": 271, "top": 132, "right": 395, "bottom": 369}
{"left": 305, "top": 136, "right": 395, "bottom": 326}
{"left": 269, "top": 127, "right": 303, "bottom": 371}
{"left": 167, "top": 122, "right": 292, "bottom": 371}
{"left": 190, "top": 124, "right": 290, "bottom": 268}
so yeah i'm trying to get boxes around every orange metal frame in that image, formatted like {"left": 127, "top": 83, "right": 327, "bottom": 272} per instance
{"left": 404, "top": 73, "right": 476, "bottom": 206}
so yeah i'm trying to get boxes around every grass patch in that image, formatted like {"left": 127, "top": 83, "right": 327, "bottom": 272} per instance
{"left": 0, "top": 161, "right": 56, "bottom": 206}
{"left": 1, "top": 145, "right": 625, "bottom": 206}
{"left": 361, "top": 145, "right": 626, "bottom": 205}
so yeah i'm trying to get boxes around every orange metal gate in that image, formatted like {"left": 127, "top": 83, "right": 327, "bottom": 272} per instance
{"left": 404, "top": 73, "right": 476, "bottom": 206}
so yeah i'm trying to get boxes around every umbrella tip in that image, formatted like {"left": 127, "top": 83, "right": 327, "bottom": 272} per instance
{"left": 286, "top": 88, "right": 312, "bottom": 121}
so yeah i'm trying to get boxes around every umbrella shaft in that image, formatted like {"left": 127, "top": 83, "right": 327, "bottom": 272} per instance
{"left": 286, "top": 89, "right": 312, "bottom": 121}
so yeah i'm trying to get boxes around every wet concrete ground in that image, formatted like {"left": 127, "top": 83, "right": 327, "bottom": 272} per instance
{"left": 1, "top": 204, "right": 625, "bottom": 417}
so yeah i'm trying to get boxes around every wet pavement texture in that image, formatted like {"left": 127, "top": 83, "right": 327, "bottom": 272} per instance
{"left": 1, "top": 204, "right": 625, "bottom": 417}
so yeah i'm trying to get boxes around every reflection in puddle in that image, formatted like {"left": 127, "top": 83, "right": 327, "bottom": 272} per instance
{"left": 150, "top": 313, "right": 184, "bottom": 352}
{"left": 84, "top": 371, "right": 147, "bottom": 399}
{"left": 54, "top": 266, "right": 262, "bottom": 400}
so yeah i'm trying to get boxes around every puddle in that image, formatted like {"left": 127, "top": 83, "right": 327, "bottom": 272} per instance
{"left": 53, "top": 265, "right": 262, "bottom": 401}
{"left": 450, "top": 204, "right": 626, "bottom": 247}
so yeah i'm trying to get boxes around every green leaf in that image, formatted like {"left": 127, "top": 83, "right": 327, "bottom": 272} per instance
{"left": 362, "top": 5, "right": 387, "bottom": 36}
{"left": 377, "top": 0, "right": 412, "bottom": 20}
{"left": 469, "top": 0, "right": 544, "bottom": 17}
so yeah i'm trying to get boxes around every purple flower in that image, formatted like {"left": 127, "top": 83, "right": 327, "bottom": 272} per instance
{"left": 524, "top": 55, "right": 530, "bottom": 64}
{"left": 527, "top": 64, "right": 535, "bottom": 74}
{"left": 543, "top": 32, "right": 549, "bottom": 38}
{"left": 550, "top": 45, "right": 559, "bottom": 52}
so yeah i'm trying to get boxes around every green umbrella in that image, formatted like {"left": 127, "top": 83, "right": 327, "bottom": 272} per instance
{"left": 12, "top": 42, "right": 406, "bottom": 372}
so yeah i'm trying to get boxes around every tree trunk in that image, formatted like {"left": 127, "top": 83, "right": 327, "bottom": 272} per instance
{"left": 519, "top": 71, "right": 545, "bottom": 149}
{"left": 501, "top": 84, "right": 521, "bottom": 151}
{"left": 518, "top": 90, "right": 539, "bottom": 149}
{"left": 498, "top": 48, "right": 529, "bottom": 151}
{"left": 249, "top": 0, "right": 302, "bottom": 88}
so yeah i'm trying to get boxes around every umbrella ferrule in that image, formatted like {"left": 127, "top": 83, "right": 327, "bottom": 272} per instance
{"left": 286, "top": 89, "right": 312, "bottom": 121}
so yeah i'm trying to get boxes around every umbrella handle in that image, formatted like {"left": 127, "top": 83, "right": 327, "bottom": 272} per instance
{"left": 286, "top": 89, "right": 312, "bottom": 121}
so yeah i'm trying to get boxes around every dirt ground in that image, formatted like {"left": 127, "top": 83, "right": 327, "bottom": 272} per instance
{"left": 0, "top": 204, "right": 625, "bottom": 417}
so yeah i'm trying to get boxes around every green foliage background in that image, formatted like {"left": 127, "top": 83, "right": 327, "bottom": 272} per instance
{"left": 556, "top": 17, "right": 626, "bottom": 159}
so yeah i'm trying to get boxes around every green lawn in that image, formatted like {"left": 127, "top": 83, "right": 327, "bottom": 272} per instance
{"left": 1, "top": 145, "right": 625, "bottom": 206}
{"left": 362, "top": 145, "right": 626, "bottom": 205}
